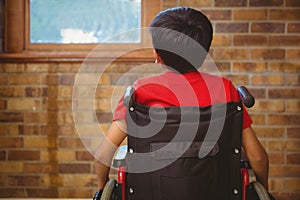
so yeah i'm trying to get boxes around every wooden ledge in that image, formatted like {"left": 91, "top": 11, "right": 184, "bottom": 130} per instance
{"left": 0, "top": 50, "right": 154, "bottom": 63}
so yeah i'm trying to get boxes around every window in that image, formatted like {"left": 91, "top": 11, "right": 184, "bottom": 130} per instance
{"left": 30, "top": 0, "right": 141, "bottom": 44}
{"left": 3, "top": 0, "right": 161, "bottom": 59}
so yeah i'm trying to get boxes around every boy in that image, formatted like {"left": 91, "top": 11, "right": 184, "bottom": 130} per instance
{"left": 94, "top": 7, "right": 269, "bottom": 198}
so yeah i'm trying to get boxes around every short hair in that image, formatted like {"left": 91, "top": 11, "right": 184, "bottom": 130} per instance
{"left": 149, "top": 7, "right": 213, "bottom": 74}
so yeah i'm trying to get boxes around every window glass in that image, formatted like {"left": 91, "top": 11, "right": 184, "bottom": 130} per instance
{"left": 30, "top": 0, "right": 141, "bottom": 44}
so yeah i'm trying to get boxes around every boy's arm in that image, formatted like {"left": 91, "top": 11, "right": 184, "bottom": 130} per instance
{"left": 94, "top": 121, "right": 127, "bottom": 189}
{"left": 242, "top": 126, "right": 269, "bottom": 191}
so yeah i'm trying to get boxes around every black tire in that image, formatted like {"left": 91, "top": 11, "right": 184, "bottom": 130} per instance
{"left": 253, "top": 181, "right": 271, "bottom": 200}
{"left": 100, "top": 179, "right": 117, "bottom": 200}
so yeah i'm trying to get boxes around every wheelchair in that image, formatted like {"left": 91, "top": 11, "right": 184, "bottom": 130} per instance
{"left": 95, "top": 86, "right": 272, "bottom": 200}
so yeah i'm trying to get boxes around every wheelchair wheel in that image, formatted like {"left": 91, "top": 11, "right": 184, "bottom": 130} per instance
{"left": 253, "top": 182, "right": 271, "bottom": 200}
{"left": 100, "top": 179, "right": 117, "bottom": 200}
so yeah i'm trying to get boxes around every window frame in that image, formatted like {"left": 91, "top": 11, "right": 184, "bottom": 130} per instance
{"left": 2, "top": 0, "right": 161, "bottom": 60}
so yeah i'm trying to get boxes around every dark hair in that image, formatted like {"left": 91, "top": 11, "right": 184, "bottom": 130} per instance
{"left": 149, "top": 7, "right": 213, "bottom": 74}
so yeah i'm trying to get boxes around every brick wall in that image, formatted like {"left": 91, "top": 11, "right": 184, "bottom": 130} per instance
{"left": 0, "top": 0, "right": 299, "bottom": 199}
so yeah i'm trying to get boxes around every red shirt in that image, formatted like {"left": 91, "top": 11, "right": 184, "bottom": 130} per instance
{"left": 113, "top": 71, "right": 252, "bottom": 130}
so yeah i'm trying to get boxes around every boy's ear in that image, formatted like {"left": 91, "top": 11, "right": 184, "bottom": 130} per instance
{"left": 153, "top": 49, "right": 163, "bottom": 64}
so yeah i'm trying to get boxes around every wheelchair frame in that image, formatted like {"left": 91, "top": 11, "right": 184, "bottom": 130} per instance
{"left": 99, "top": 86, "right": 270, "bottom": 200}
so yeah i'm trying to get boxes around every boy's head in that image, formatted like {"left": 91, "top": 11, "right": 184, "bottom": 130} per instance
{"left": 149, "top": 7, "right": 213, "bottom": 74}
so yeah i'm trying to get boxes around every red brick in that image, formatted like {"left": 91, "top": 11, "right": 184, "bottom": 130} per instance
{"left": 269, "top": 166, "right": 300, "bottom": 177}
{"left": 248, "top": 88, "right": 266, "bottom": 99}
{"left": 216, "top": 23, "right": 248, "bottom": 33}
{"left": 46, "top": 74, "right": 59, "bottom": 85}
{"left": 59, "top": 188, "right": 93, "bottom": 198}
{"left": 273, "top": 193, "right": 300, "bottom": 200}
{"left": 0, "top": 64, "right": 24, "bottom": 73}
{"left": 0, "top": 188, "right": 25, "bottom": 198}
{"left": 25, "top": 87, "right": 47, "bottom": 97}
{"left": 18, "top": 125, "right": 40, "bottom": 135}
{"left": 233, "top": 62, "right": 267, "bottom": 73}
{"left": 76, "top": 151, "right": 94, "bottom": 161}
{"left": 251, "top": 49, "right": 285, "bottom": 60}
{"left": 233, "top": 35, "right": 267, "bottom": 46}
{"left": 8, "top": 74, "right": 42, "bottom": 85}
{"left": 202, "top": 10, "right": 231, "bottom": 20}
{"left": 57, "top": 100, "right": 72, "bottom": 111}
{"left": 27, "top": 188, "right": 58, "bottom": 198}
{"left": 59, "top": 138, "right": 85, "bottom": 148}
{"left": 213, "top": 48, "right": 249, "bottom": 60}
{"left": 268, "top": 114, "right": 300, "bottom": 125}
{"left": 96, "top": 112, "right": 113, "bottom": 123}
{"left": 0, "top": 75, "right": 8, "bottom": 85}
{"left": 8, "top": 150, "right": 40, "bottom": 161}
{"left": 0, "top": 150, "right": 6, "bottom": 160}
{"left": 24, "top": 163, "right": 56, "bottom": 173}
{"left": 286, "top": 0, "right": 300, "bottom": 7}
{"left": 52, "top": 125, "right": 74, "bottom": 135}
{"left": 59, "top": 74, "right": 75, "bottom": 85}
{"left": 251, "top": 23, "right": 285, "bottom": 33}
{"left": 0, "top": 87, "right": 25, "bottom": 97}
{"left": 211, "top": 35, "right": 231, "bottom": 46}
{"left": 25, "top": 63, "right": 57, "bottom": 72}
{"left": 269, "top": 62, "right": 300, "bottom": 72}
{"left": 0, "top": 162, "right": 24, "bottom": 173}
{"left": 0, "top": 137, "right": 23, "bottom": 148}
{"left": 250, "top": 0, "right": 283, "bottom": 6}
{"left": 286, "top": 141, "right": 300, "bottom": 151}
{"left": 0, "top": 125, "right": 6, "bottom": 135}
{"left": 215, "top": 0, "right": 247, "bottom": 7}
{"left": 58, "top": 86, "right": 73, "bottom": 98}
{"left": 59, "top": 163, "right": 91, "bottom": 173}
{"left": 7, "top": 99, "right": 38, "bottom": 111}
{"left": 252, "top": 100, "right": 284, "bottom": 112}
{"left": 288, "top": 23, "right": 300, "bottom": 33}
{"left": 163, "top": 0, "right": 178, "bottom": 7}
{"left": 0, "top": 100, "right": 6, "bottom": 110}
{"left": 287, "top": 127, "right": 300, "bottom": 138}
{"left": 180, "top": 0, "right": 211, "bottom": 6}
{"left": 253, "top": 127, "right": 284, "bottom": 138}
{"left": 269, "top": 36, "right": 300, "bottom": 46}
{"left": 286, "top": 181, "right": 300, "bottom": 194}
{"left": 269, "top": 178, "right": 285, "bottom": 191}
{"left": 110, "top": 74, "right": 139, "bottom": 85}
{"left": 233, "top": 9, "right": 267, "bottom": 20}
{"left": 6, "top": 125, "right": 19, "bottom": 136}
{"left": 286, "top": 100, "right": 300, "bottom": 112}
{"left": 250, "top": 114, "right": 266, "bottom": 125}
{"left": 215, "top": 62, "right": 231, "bottom": 72}
{"left": 287, "top": 153, "right": 300, "bottom": 164}
{"left": 8, "top": 175, "right": 40, "bottom": 186}
{"left": 24, "top": 112, "right": 47, "bottom": 123}
{"left": 223, "top": 74, "right": 249, "bottom": 85}
{"left": 285, "top": 74, "right": 300, "bottom": 86}
{"left": 57, "top": 112, "right": 75, "bottom": 124}
{"left": 251, "top": 74, "right": 284, "bottom": 86}
{"left": 269, "top": 88, "right": 300, "bottom": 99}
{"left": 287, "top": 49, "right": 300, "bottom": 60}
{"left": 58, "top": 63, "right": 81, "bottom": 72}
{"left": 268, "top": 153, "right": 284, "bottom": 164}
{"left": 270, "top": 9, "right": 300, "bottom": 20}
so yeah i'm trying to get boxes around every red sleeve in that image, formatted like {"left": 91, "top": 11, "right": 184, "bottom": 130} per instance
{"left": 112, "top": 95, "right": 126, "bottom": 121}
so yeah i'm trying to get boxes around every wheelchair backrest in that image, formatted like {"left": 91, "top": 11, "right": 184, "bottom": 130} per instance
{"left": 124, "top": 86, "right": 243, "bottom": 200}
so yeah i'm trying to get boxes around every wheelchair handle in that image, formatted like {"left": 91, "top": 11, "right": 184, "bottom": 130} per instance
{"left": 123, "top": 86, "right": 135, "bottom": 107}
{"left": 238, "top": 86, "right": 255, "bottom": 108}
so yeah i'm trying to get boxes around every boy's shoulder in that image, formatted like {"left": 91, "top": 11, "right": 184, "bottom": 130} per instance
{"left": 133, "top": 71, "right": 234, "bottom": 87}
